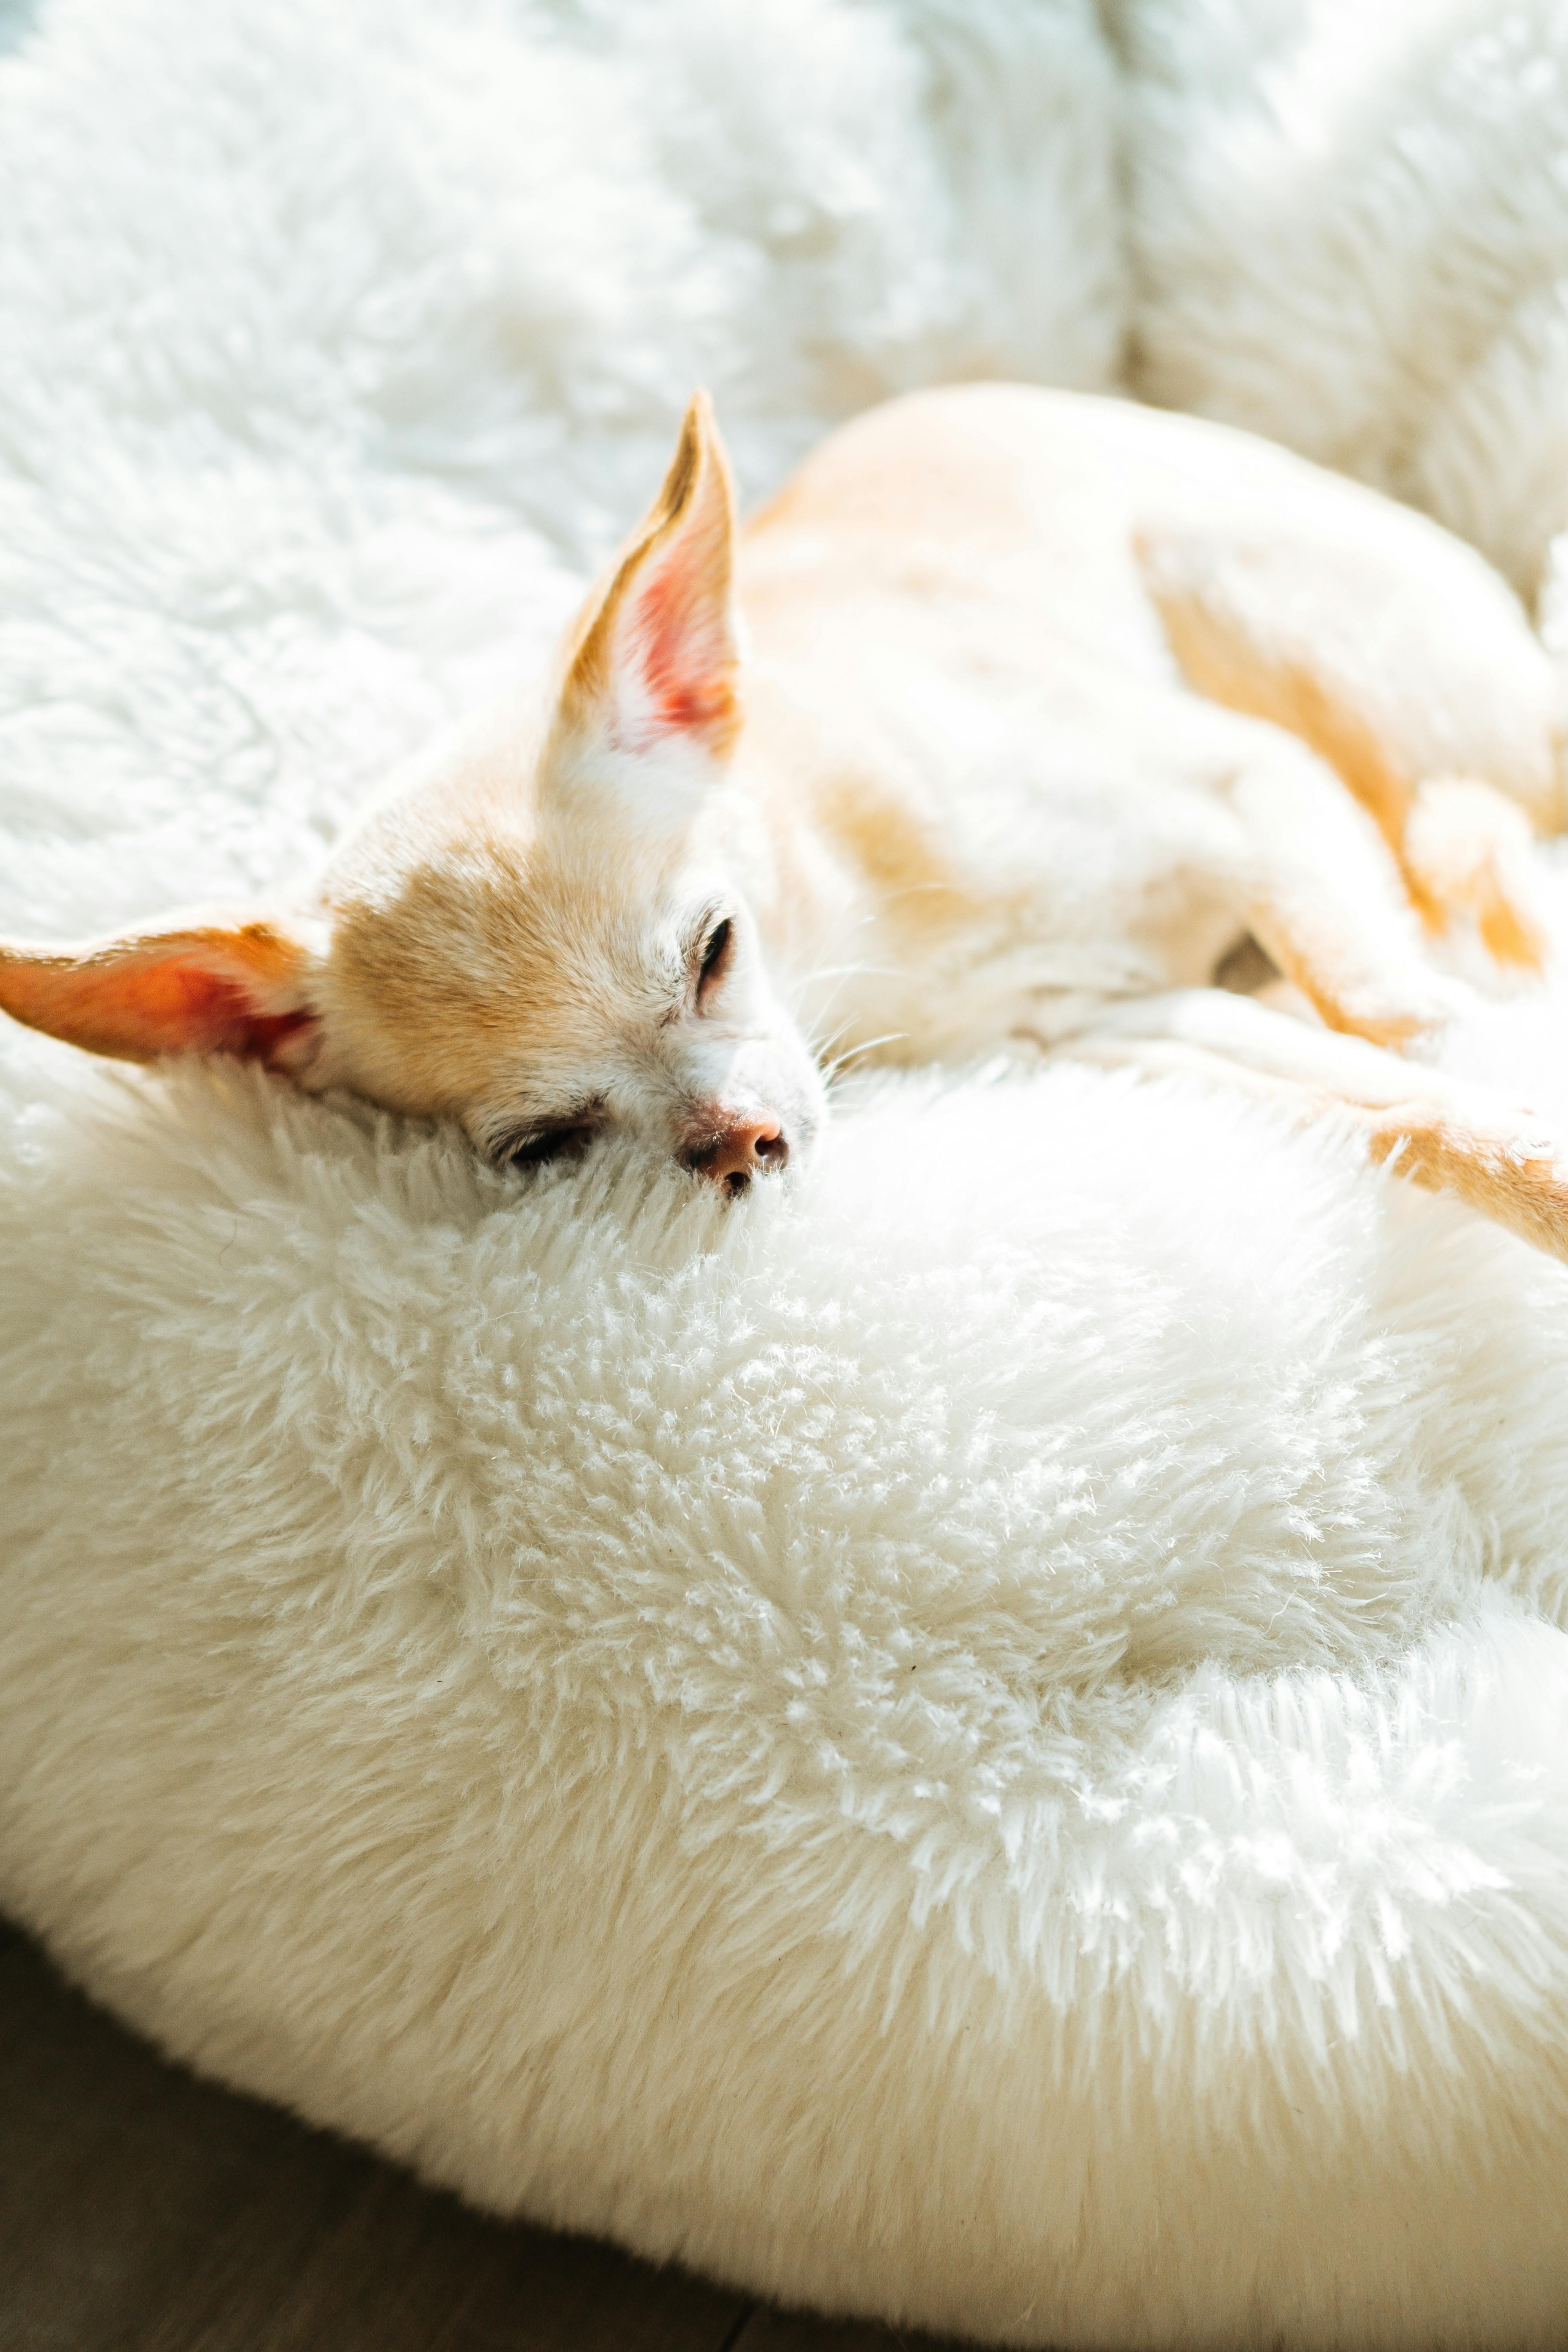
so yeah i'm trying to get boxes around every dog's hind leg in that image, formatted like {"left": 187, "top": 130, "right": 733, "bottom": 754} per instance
{"left": 1225, "top": 735, "right": 1475, "bottom": 1050}
{"left": 1139, "top": 514, "right": 1561, "bottom": 964}
{"left": 1063, "top": 987, "right": 1568, "bottom": 1267}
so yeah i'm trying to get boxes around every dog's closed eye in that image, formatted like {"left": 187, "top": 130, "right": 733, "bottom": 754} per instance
{"left": 506, "top": 1121, "right": 599, "bottom": 1168}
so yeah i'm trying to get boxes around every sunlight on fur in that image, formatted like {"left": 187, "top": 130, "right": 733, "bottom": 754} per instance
{"left": 7, "top": 2, "right": 1568, "bottom": 2346}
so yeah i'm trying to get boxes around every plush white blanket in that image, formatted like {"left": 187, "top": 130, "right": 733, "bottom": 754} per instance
{"left": 1117, "top": 0, "right": 1568, "bottom": 601}
{"left": 5, "top": 3, "right": 1568, "bottom": 2344}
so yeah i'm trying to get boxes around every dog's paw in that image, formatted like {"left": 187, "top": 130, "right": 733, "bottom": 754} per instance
{"left": 1328, "top": 972, "right": 1477, "bottom": 1060}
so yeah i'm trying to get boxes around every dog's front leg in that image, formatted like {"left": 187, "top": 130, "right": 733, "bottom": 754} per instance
{"left": 1058, "top": 987, "right": 1568, "bottom": 1267}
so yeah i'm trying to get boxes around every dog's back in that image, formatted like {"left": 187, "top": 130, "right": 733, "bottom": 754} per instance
{"left": 731, "top": 384, "right": 1561, "bottom": 1063}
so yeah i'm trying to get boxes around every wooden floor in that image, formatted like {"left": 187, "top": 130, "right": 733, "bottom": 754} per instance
{"left": 0, "top": 1915, "right": 965, "bottom": 2352}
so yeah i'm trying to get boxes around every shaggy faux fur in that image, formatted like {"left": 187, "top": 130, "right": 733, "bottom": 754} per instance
{"left": 1116, "top": 0, "right": 1568, "bottom": 603}
{"left": 7, "top": 1, "right": 1568, "bottom": 2344}
{"left": 9, "top": 1053, "right": 1568, "bottom": 2348}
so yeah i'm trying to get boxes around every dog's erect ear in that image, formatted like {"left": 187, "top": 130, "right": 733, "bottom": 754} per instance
{"left": 0, "top": 918, "right": 319, "bottom": 1067}
{"left": 555, "top": 390, "right": 740, "bottom": 763}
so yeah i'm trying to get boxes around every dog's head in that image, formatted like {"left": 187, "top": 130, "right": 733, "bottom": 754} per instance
{"left": 0, "top": 396, "right": 824, "bottom": 1191}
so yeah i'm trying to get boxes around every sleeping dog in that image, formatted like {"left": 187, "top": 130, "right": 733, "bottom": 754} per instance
{"left": 4, "top": 383, "right": 1567, "bottom": 1254}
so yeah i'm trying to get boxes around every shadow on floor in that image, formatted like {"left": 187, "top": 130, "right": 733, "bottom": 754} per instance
{"left": 0, "top": 1915, "right": 969, "bottom": 2352}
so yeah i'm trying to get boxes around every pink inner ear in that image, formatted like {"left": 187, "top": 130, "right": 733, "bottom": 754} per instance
{"left": 167, "top": 972, "right": 317, "bottom": 1062}
{"left": 634, "top": 557, "right": 735, "bottom": 742}
{"left": 0, "top": 936, "right": 318, "bottom": 1067}
{"left": 74, "top": 959, "right": 311, "bottom": 1061}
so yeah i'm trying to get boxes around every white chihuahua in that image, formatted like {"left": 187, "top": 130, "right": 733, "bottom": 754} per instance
{"left": 5, "top": 383, "right": 1568, "bottom": 1252}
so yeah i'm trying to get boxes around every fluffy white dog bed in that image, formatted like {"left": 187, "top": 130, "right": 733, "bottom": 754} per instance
{"left": 1119, "top": 0, "right": 1568, "bottom": 600}
{"left": 7, "top": 2, "right": 1568, "bottom": 2344}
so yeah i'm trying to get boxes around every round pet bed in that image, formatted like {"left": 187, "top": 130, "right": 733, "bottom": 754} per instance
{"left": 7, "top": 0, "right": 1568, "bottom": 2338}
{"left": 4, "top": 1045, "right": 1568, "bottom": 2346}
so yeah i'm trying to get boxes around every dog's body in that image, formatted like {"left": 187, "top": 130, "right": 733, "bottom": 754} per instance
{"left": 737, "top": 384, "right": 1558, "bottom": 1051}
{"left": 5, "top": 383, "right": 1568, "bottom": 1251}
